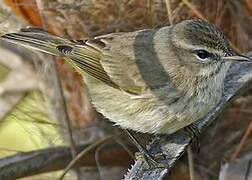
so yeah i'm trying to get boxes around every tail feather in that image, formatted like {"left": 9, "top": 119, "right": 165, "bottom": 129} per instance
{"left": 0, "top": 27, "right": 119, "bottom": 89}
{"left": 1, "top": 27, "right": 72, "bottom": 56}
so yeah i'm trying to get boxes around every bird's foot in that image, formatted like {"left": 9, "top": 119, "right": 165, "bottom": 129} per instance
{"left": 124, "top": 129, "right": 168, "bottom": 169}
{"left": 135, "top": 152, "right": 168, "bottom": 169}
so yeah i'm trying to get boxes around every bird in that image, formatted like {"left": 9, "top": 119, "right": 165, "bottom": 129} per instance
{"left": 1, "top": 19, "right": 251, "bottom": 136}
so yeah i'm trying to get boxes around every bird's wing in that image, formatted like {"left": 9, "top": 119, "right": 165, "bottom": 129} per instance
{"left": 57, "top": 30, "right": 170, "bottom": 95}
{"left": 57, "top": 39, "right": 121, "bottom": 90}
{"left": 57, "top": 38, "right": 146, "bottom": 94}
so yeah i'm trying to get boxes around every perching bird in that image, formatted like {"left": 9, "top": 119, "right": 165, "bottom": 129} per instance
{"left": 1, "top": 19, "right": 251, "bottom": 135}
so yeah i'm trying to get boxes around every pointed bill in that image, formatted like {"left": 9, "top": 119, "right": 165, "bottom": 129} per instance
{"left": 222, "top": 54, "right": 252, "bottom": 62}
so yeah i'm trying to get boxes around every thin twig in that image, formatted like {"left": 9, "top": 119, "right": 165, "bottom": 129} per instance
{"left": 53, "top": 60, "right": 84, "bottom": 178}
{"left": 164, "top": 0, "right": 173, "bottom": 25}
{"left": 0, "top": 140, "right": 133, "bottom": 179}
{"left": 95, "top": 142, "right": 108, "bottom": 179}
{"left": 187, "top": 145, "right": 195, "bottom": 180}
{"left": 230, "top": 120, "right": 252, "bottom": 161}
{"left": 59, "top": 136, "right": 113, "bottom": 180}
{"left": 35, "top": 1, "right": 82, "bottom": 179}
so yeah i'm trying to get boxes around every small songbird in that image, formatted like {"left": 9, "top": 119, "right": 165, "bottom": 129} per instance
{"left": 1, "top": 19, "right": 251, "bottom": 135}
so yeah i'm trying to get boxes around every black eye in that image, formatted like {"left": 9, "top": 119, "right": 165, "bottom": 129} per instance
{"left": 196, "top": 49, "right": 211, "bottom": 59}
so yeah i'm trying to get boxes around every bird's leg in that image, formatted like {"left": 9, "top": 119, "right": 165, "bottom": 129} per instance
{"left": 184, "top": 124, "right": 201, "bottom": 153}
{"left": 124, "top": 129, "right": 155, "bottom": 163}
{"left": 124, "top": 129, "right": 167, "bottom": 169}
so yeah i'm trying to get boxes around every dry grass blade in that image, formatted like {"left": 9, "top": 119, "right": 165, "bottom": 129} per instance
{"left": 164, "top": 0, "right": 173, "bottom": 25}
{"left": 230, "top": 121, "right": 252, "bottom": 161}
{"left": 181, "top": 0, "right": 206, "bottom": 20}
{"left": 187, "top": 145, "right": 195, "bottom": 180}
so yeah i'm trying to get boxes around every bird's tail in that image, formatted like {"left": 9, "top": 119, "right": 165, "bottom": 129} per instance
{"left": 1, "top": 27, "right": 73, "bottom": 56}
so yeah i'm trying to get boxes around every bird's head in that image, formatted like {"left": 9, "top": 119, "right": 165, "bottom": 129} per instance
{"left": 170, "top": 19, "right": 251, "bottom": 77}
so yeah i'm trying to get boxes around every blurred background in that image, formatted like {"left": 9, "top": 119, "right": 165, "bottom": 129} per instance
{"left": 0, "top": 0, "right": 251, "bottom": 179}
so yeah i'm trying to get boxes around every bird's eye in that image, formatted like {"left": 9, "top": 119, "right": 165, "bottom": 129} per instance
{"left": 195, "top": 49, "right": 211, "bottom": 60}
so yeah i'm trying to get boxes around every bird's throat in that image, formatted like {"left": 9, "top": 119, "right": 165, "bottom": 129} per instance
{"left": 169, "top": 62, "right": 230, "bottom": 99}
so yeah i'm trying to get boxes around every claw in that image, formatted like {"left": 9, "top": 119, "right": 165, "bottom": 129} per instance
{"left": 135, "top": 152, "right": 168, "bottom": 169}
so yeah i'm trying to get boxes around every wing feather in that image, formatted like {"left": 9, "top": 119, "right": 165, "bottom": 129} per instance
{"left": 58, "top": 32, "right": 165, "bottom": 95}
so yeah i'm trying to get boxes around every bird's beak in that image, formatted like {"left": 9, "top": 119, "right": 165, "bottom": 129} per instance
{"left": 222, "top": 54, "right": 252, "bottom": 62}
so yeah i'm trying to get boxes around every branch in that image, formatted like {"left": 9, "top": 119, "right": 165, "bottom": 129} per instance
{"left": 0, "top": 142, "right": 133, "bottom": 180}
{"left": 124, "top": 51, "right": 252, "bottom": 179}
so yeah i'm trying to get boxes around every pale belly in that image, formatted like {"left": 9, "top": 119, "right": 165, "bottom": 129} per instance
{"left": 84, "top": 75, "right": 221, "bottom": 134}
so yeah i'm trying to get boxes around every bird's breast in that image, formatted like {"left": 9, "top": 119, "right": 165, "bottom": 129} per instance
{"left": 83, "top": 62, "right": 229, "bottom": 134}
